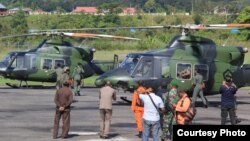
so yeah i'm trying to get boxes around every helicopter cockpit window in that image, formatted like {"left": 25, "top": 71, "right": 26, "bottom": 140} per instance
{"left": 177, "top": 63, "right": 192, "bottom": 80}
{"left": 119, "top": 55, "right": 140, "bottom": 74}
{"left": 2, "top": 53, "right": 15, "bottom": 67}
{"left": 194, "top": 64, "right": 209, "bottom": 81}
{"left": 42, "top": 59, "right": 52, "bottom": 70}
{"left": 133, "top": 58, "right": 153, "bottom": 78}
{"left": 54, "top": 60, "right": 65, "bottom": 69}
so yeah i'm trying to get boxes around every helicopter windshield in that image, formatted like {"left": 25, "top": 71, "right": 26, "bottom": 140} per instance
{"left": 0, "top": 52, "right": 16, "bottom": 67}
{"left": 119, "top": 54, "right": 140, "bottom": 74}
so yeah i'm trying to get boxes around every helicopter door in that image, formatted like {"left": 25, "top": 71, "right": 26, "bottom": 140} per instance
{"left": 24, "top": 54, "right": 36, "bottom": 69}
{"left": 194, "top": 64, "right": 209, "bottom": 81}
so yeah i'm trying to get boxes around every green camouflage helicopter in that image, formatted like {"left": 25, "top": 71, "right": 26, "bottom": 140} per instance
{"left": 95, "top": 24, "right": 250, "bottom": 97}
{"left": 0, "top": 31, "right": 139, "bottom": 87}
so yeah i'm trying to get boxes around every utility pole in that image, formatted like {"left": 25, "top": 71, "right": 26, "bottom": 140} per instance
{"left": 192, "top": 0, "right": 194, "bottom": 15}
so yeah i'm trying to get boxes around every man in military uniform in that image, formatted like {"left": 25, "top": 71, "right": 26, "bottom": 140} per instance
{"left": 55, "top": 64, "right": 63, "bottom": 89}
{"left": 53, "top": 80, "right": 73, "bottom": 139}
{"left": 61, "top": 66, "right": 71, "bottom": 87}
{"left": 192, "top": 70, "right": 208, "bottom": 108}
{"left": 72, "top": 63, "right": 84, "bottom": 96}
{"left": 161, "top": 80, "right": 180, "bottom": 141}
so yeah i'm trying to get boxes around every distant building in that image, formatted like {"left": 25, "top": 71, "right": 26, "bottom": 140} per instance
{"left": 72, "top": 6, "right": 97, "bottom": 14}
{"left": 122, "top": 7, "right": 136, "bottom": 15}
{"left": 30, "top": 8, "right": 47, "bottom": 15}
{"left": 0, "top": 3, "right": 8, "bottom": 16}
{"left": 8, "top": 7, "right": 32, "bottom": 14}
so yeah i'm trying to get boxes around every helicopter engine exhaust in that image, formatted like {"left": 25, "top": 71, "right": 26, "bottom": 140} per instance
{"left": 233, "top": 64, "right": 250, "bottom": 87}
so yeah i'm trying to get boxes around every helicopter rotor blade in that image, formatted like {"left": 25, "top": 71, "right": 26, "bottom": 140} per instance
{"left": 62, "top": 32, "right": 141, "bottom": 40}
{"left": 0, "top": 31, "right": 140, "bottom": 40}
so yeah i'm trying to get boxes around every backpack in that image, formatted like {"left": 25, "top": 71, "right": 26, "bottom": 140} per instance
{"left": 180, "top": 97, "right": 197, "bottom": 122}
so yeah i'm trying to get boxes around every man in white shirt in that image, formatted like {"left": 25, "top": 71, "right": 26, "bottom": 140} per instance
{"left": 139, "top": 87, "right": 165, "bottom": 141}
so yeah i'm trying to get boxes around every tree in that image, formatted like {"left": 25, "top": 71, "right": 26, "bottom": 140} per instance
{"left": 193, "top": 13, "right": 203, "bottom": 24}
{"left": 236, "top": 6, "right": 250, "bottom": 23}
{"left": 144, "top": 0, "right": 156, "bottom": 13}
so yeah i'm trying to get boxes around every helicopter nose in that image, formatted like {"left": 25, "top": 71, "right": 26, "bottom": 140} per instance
{"left": 95, "top": 77, "right": 105, "bottom": 87}
{"left": 95, "top": 68, "right": 133, "bottom": 88}
{"left": 0, "top": 61, "right": 7, "bottom": 75}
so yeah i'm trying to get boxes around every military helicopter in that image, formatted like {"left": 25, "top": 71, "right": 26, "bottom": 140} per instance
{"left": 95, "top": 24, "right": 250, "bottom": 97}
{"left": 0, "top": 31, "right": 139, "bottom": 88}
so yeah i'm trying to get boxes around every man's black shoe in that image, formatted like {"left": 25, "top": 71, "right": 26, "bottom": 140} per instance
{"left": 204, "top": 105, "right": 208, "bottom": 108}
{"left": 103, "top": 136, "right": 109, "bottom": 139}
{"left": 138, "top": 131, "right": 142, "bottom": 138}
{"left": 236, "top": 119, "right": 241, "bottom": 124}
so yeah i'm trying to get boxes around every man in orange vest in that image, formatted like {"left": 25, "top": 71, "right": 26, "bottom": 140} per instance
{"left": 173, "top": 89, "right": 191, "bottom": 125}
{"left": 131, "top": 80, "right": 146, "bottom": 138}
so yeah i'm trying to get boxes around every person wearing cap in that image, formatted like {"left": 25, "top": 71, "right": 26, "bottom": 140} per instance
{"left": 55, "top": 63, "right": 63, "bottom": 89}
{"left": 60, "top": 66, "right": 71, "bottom": 88}
{"left": 53, "top": 80, "right": 73, "bottom": 139}
{"left": 139, "top": 87, "right": 164, "bottom": 141}
{"left": 172, "top": 89, "right": 191, "bottom": 125}
{"left": 99, "top": 81, "right": 116, "bottom": 139}
{"left": 220, "top": 76, "right": 238, "bottom": 125}
{"left": 161, "top": 80, "right": 180, "bottom": 141}
{"left": 131, "top": 80, "right": 146, "bottom": 138}
{"left": 72, "top": 63, "right": 84, "bottom": 96}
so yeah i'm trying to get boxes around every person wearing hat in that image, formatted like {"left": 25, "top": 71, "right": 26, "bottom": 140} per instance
{"left": 161, "top": 80, "right": 180, "bottom": 141}
{"left": 53, "top": 80, "right": 73, "bottom": 139}
{"left": 220, "top": 76, "right": 238, "bottom": 125}
{"left": 60, "top": 66, "right": 71, "bottom": 88}
{"left": 55, "top": 63, "right": 63, "bottom": 90}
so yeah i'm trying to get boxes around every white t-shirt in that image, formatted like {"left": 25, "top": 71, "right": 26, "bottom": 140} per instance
{"left": 139, "top": 93, "right": 164, "bottom": 121}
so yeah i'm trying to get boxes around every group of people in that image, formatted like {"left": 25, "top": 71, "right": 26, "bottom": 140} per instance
{"left": 52, "top": 65, "right": 240, "bottom": 140}
{"left": 53, "top": 80, "right": 117, "bottom": 139}
{"left": 53, "top": 63, "right": 85, "bottom": 139}
{"left": 131, "top": 71, "right": 239, "bottom": 141}
{"left": 131, "top": 80, "right": 194, "bottom": 141}
{"left": 55, "top": 63, "right": 84, "bottom": 96}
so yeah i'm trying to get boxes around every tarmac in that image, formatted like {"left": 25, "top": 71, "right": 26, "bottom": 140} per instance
{"left": 0, "top": 87, "right": 249, "bottom": 141}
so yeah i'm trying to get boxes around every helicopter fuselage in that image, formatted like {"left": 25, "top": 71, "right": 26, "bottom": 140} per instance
{"left": 0, "top": 39, "right": 115, "bottom": 83}
{"left": 95, "top": 35, "right": 250, "bottom": 95}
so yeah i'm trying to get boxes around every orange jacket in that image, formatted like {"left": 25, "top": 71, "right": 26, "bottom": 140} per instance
{"left": 175, "top": 94, "right": 191, "bottom": 125}
{"left": 131, "top": 86, "right": 146, "bottom": 111}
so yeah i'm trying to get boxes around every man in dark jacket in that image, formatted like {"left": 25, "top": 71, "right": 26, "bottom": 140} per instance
{"left": 53, "top": 80, "right": 73, "bottom": 139}
{"left": 219, "top": 76, "right": 238, "bottom": 125}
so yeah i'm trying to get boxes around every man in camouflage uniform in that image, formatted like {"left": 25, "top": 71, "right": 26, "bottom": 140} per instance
{"left": 72, "top": 63, "right": 84, "bottom": 96}
{"left": 55, "top": 64, "right": 63, "bottom": 89}
{"left": 60, "top": 66, "right": 70, "bottom": 87}
{"left": 161, "top": 80, "right": 179, "bottom": 141}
